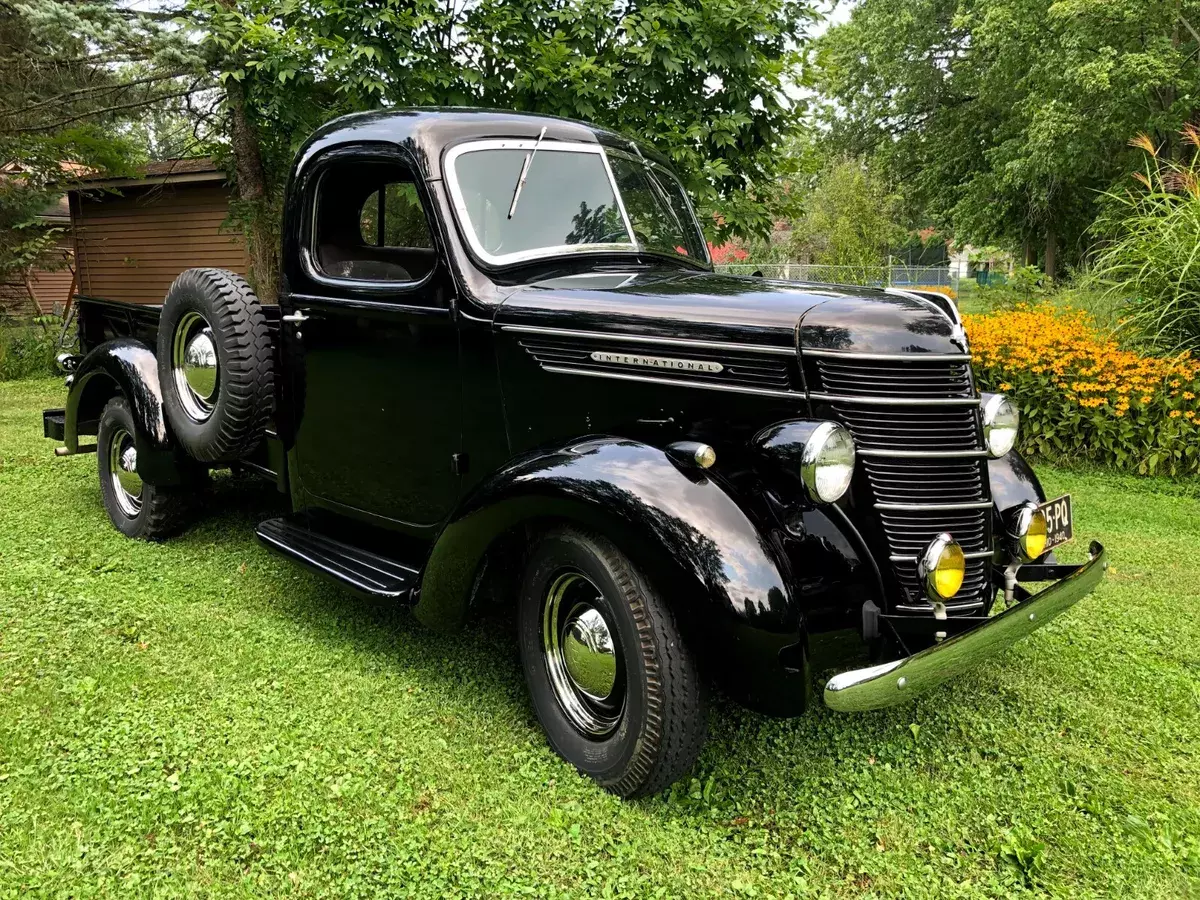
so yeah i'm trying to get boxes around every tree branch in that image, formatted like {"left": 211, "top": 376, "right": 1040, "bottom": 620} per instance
{"left": 0, "top": 70, "right": 189, "bottom": 116}
{"left": 8, "top": 82, "right": 203, "bottom": 134}
{"left": 1180, "top": 14, "right": 1200, "bottom": 47}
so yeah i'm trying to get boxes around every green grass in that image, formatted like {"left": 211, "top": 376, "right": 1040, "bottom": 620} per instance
{"left": 2, "top": 377, "right": 1198, "bottom": 898}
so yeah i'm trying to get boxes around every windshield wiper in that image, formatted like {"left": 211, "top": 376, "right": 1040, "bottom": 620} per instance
{"left": 508, "top": 126, "right": 547, "bottom": 219}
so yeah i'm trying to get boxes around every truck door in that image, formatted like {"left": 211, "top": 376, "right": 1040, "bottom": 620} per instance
{"left": 282, "top": 149, "right": 462, "bottom": 530}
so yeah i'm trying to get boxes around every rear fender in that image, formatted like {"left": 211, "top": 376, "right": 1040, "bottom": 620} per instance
{"left": 66, "top": 339, "right": 192, "bottom": 485}
{"left": 416, "top": 438, "right": 797, "bottom": 642}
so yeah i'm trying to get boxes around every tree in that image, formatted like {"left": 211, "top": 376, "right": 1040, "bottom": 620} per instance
{"left": 816, "top": 0, "right": 1200, "bottom": 279}
{"left": 789, "top": 157, "right": 905, "bottom": 279}
{"left": 0, "top": 0, "right": 207, "bottom": 292}
{"left": 184, "top": 0, "right": 821, "bottom": 297}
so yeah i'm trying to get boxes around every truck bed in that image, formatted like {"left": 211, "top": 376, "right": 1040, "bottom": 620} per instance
{"left": 75, "top": 296, "right": 282, "bottom": 357}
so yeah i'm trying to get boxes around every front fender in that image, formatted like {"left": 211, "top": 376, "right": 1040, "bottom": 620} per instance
{"left": 65, "top": 339, "right": 193, "bottom": 485}
{"left": 417, "top": 437, "right": 796, "bottom": 636}
{"left": 989, "top": 451, "right": 1047, "bottom": 514}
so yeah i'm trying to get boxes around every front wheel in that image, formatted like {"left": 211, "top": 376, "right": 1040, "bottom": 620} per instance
{"left": 97, "top": 397, "right": 196, "bottom": 540}
{"left": 518, "top": 527, "right": 708, "bottom": 798}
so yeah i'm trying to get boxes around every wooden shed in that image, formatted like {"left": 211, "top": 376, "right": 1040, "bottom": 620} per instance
{"left": 69, "top": 158, "right": 248, "bottom": 306}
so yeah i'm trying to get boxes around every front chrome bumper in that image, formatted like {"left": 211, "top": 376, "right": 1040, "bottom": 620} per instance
{"left": 824, "top": 541, "right": 1107, "bottom": 712}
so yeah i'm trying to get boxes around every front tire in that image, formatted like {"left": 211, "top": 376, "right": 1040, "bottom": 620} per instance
{"left": 518, "top": 527, "right": 708, "bottom": 798}
{"left": 97, "top": 397, "right": 194, "bottom": 540}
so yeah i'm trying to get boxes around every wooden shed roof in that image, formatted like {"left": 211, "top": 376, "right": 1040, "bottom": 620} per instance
{"left": 72, "top": 157, "right": 227, "bottom": 190}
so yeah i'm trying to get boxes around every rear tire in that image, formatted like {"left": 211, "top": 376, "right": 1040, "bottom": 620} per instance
{"left": 157, "top": 268, "right": 273, "bottom": 463}
{"left": 98, "top": 397, "right": 195, "bottom": 540}
{"left": 518, "top": 527, "right": 708, "bottom": 798}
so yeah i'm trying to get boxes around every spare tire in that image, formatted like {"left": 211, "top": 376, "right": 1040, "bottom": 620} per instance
{"left": 157, "top": 268, "right": 273, "bottom": 463}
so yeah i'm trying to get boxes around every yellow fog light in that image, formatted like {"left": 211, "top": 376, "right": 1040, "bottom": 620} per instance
{"left": 1012, "top": 503, "right": 1048, "bottom": 561}
{"left": 918, "top": 533, "right": 965, "bottom": 600}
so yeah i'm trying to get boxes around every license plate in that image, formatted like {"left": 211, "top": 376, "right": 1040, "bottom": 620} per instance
{"left": 1039, "top": 494, "right": 1073, "bottom": 550}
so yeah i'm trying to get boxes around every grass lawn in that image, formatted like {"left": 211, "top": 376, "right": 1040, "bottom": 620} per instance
{"left": 1, "top": 376, "right": 1198, "bottom": 898}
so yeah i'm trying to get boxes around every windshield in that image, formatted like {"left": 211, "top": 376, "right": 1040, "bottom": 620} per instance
{"left": 446, "top": 140, "right": 709, "bottom": 267}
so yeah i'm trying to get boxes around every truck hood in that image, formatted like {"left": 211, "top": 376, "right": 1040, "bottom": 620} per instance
{"left": 496, "top": 269, "right": 967, "bottom": 357}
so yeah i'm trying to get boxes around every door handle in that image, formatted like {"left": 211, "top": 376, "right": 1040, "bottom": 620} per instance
{"left": 281, "top": 310, "right": 310, "bottom": 324}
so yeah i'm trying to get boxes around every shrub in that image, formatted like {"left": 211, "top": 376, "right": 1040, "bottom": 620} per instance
{"left": 1092, "top": 129, "right": 1200, "bottom": 352}
{"left": 0, "top": 316, "right": 63, "bottom": 381}
{"left": 965, "top": 305, "right": 1200, "bottom": 476}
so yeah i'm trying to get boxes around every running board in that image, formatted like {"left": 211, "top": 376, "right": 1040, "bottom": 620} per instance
{"left": 256, "top": 516, "right": 419, "bottom": 601}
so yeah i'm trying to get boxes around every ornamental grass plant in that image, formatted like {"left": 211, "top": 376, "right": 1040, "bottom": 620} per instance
{"left": 1092, "top": 127, "right": 1200, "bottom": 353}
{"left": 965, "top": 305, "right": 1200, "bottom": 476}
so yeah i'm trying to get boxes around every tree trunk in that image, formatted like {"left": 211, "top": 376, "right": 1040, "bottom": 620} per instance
{"left": 1022, "top": 235, "right": 1034, "bottom": 267}
{"left": 1044, "top": 229, "right": 1057, "bottom": 283}
{"left": 225, "top": 79, "right": 278, "bottom": 304}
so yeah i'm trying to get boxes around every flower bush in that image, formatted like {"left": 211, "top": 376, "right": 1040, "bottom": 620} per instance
{"left": 964, "top": 305, "right": 1200, "bottom": 475}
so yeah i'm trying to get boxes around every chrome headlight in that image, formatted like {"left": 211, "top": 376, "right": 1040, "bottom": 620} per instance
{"left": 800, "top": 421, "right": 856, "bottom": 503}
{"left": 982, "top": 393, "right": 1019, "bottom": 458}
{"left": 1010, "top": 501, "right": 1048, "bottom": 562}
{"left": 918, "top": 533, "right": 965, "bottom": 600}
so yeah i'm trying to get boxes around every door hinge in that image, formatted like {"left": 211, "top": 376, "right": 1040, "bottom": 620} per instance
{"left": 451, "top": 452, "right": 469, "bottom": 476}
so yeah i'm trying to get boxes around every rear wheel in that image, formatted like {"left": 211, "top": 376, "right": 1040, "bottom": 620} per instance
{"left": 97, "top": 397, "right": 195, "bottom": 540}
{"left": 518, "top": 527, "right": 708, "bottom": 798}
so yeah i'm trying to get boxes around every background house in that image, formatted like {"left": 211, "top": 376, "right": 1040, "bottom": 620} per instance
{"left": 69, "top": 158, "right": 247, "bottom": 306}
{"left": 0, "top": 191, "right": 75, "bottom": 316}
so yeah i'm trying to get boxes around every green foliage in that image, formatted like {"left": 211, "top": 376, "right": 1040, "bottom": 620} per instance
{"left": 977, "top": 264, "right": 1046, "bottom": 310}
{"left": 816, "top": 0, "right": 1200, "bottom": 266}
{"left": 787, "top": 157, "right": 905, "bottom": 280}
{"left": 184, "top": 0, "right": 819, "bottom": 242}
{"left": 3, "top": 377, "right": 1200, "bottom": 895}
{"left": 1092, "top": 131, "right": 1200, "bottom": 353}
{"left": 0, "top": 316, "right": 62, "bottom": 380}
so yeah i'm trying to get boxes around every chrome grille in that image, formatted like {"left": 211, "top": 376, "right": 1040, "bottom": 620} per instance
{"left": 817, "top": 359, "right": 973, "bottom": 397}
{"left": 832, "top": 404, "right": 981, "bottom": 450}
{"left": 812, "top": 356, "right": 994, "bottom": 613}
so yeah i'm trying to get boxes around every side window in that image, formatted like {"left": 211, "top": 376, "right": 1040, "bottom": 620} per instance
{"left": 312, "top": 160, "right": 435, "bottom": 284}
{"left": 359, "top": 182, "right": 432, "bottom": 250}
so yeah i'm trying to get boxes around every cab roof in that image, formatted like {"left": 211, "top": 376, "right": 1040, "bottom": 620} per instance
{"left": 295, "top": 107, "right": 672, "bottom": 182}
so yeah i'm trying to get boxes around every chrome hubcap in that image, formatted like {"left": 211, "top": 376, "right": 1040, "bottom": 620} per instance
{"left": 542, "top": 571, "right": 624, "bottom": 736}
{"left": 108, "top": 427, "right": 142, "bottom": 516}
{"left": 172, "top": 311, "right": 218, "bottom": 421}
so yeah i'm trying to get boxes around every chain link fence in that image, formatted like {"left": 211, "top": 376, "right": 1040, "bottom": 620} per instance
{"left": 713, "top": 263, "right": 959, "bottom": 293}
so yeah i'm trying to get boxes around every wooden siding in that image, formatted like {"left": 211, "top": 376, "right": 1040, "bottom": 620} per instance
{"left": 28, "top": 260, "right": 75, "bottom": 313}
{"left": 73, "top": 183, "right": 248, "bottom": 305}
{"left": 0, "top": 240, "right": 74, "bottom": 315}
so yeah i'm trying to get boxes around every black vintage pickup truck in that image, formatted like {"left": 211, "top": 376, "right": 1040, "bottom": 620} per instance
{"left": 44, "top": 109, "right": 1107, "bottom": 798}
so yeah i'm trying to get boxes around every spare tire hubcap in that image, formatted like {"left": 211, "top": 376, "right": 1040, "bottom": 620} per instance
{"left": 172, "top": 311, "right": 218, "bottom": 421}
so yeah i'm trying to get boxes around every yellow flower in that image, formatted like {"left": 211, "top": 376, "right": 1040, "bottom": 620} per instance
{"left": 999, "top": 382, "right": 1013, "bottom": 391}
{"left": 1169, "top": 410, "right": 1182, "bottom": 418}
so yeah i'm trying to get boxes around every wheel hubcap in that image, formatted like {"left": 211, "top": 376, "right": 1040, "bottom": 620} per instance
{"left": 172, "top": 311, "right": 218, "bottom": 421}
{"left": 542, "top": 571, "right": 624, "bottom": 737}
{"left": 108, "top": 427, "right": 142, "bottom": 516}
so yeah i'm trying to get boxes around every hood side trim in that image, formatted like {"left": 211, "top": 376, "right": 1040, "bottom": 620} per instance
{"left": 499, "top": 324, "right": 796, "bottom": 356}
{"left": 542, "top": 365, "right": 803, "bottom": 399}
